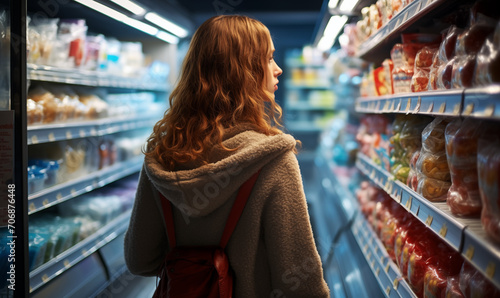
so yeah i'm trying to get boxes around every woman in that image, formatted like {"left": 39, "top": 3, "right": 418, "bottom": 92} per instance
{"left": 124, "top": 15, "right": 330, "bottom": 297}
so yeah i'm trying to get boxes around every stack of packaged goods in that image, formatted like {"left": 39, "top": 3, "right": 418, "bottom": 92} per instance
{"left": 413, "top": 117, "right": 452, "bottom": 202}
{"left": 27, "top": 176, "right": 137, "bottom": 270}
{"left": 356, "top": 182, "right": 500, "bottom": 298}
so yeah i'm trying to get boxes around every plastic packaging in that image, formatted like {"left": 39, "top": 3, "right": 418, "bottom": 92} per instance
{"left": 28, "top": 86, "right": 63, "bottom": 123}
{"left": 478, "top": 124, "right": 500, "bottom": 242}
{"left": 436, "top": 57, "right": 456, "bottom": 90}
{"left": 27, "top": 99, "right": 44, "bottom": 125}
{"left": 475, "top": 21, "right": 500, "bottom": 86}
{"left": 445, "top": 118, "right": 484, "bottom": 216}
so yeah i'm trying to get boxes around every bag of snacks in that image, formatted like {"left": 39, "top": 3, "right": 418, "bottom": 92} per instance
{"left": 445, "top": 118, "right": 484, "bottom": 216}
{"left": 478, "top": 123, "right": 500, "bottom": 242}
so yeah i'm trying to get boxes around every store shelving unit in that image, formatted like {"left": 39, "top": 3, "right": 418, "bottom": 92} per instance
{"left": 28, "top": 155, "right": 143, "bottom": 215}
{"left": 28, "top": 64, "right": 168, "bottom": 92}
{"left": 29, "top": 211, "right": 131, "bottom": 293}
{"left": 348, "top": 0, "right": 500, "bottom": 296}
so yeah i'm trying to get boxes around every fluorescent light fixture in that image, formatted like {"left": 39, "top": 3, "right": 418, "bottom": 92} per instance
{"left": 109, "top": 0, "right": 146, "bottom": 16}
{"left": 317, "top": 15, "right": 348, "bottom": 51}
{"left": 74, "top": 0, "right": 127, "bottom": 22}
{"left": 328, "top": 0, "right": 340, "bottom": 9}
{"left": 339, "top": 0, "right": 360, "bottom": 12}
{"left": 156, "top": 31, "right": 180, "bottom": 44}
{"left": 122, "top": 17, "right": 158, "bottom": 35}
{"left": 74, "top": 0, "right": 177, "bottom": 43}
{"left": 145, "top": 12, "right": 188, "bottom": 38}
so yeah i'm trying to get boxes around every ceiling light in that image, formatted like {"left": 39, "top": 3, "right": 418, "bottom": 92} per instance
{"left": 328, "top": 0, "right": 340, "bottom": 9}
{"left": 145, "top": 12, "right": 188, "bottom": 38}
{"left": 108, "top": 0, "right": 146, "bottom": 16}
{"left": 317, "top": 15, "right": 348, "bottom": 51}
{"left": 74, "top": 0, "right": 178, "bottom": 43}
{"left": 156, "top": 31, "right": 180, "bottom": 44}
{"left": 339, "top": 0, "right": 360, "bottom": 12}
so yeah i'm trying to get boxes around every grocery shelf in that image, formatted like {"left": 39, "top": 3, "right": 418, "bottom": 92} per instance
{"left": 29, "top": 211, "right": 131, "bottom": 293}
{"left": 285, "top": 122, "right": 325, "bottom": 133}
{"left": 356, "top": 152, "right": 465, "bottom": 251}
{"left": 351, "top": 213, "right": 416, "bottom": 298}
{"left": 355, "top": 89, "right": 463, "bottom": 117}
{"left": 28, "top": 156, "right": 143, "bottom": 214}
{"left": 356, "top": 152, "right": 500, "bottom": 290}
{"left": 357, "top": 0, "right": 453, "bottom": 62}
{"left": 28, "top": 114, "right": 158, "bottom": 145}
{"left": 462, "top": 222, "right": 500, "bottom": 290}
{"left": 28, "top": 64, "right": 169, "bottom": 92}
{"left": 463, "top": 85, "right": 500, "bottom": 120}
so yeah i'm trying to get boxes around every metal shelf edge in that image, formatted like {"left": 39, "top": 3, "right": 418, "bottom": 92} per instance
{"left": 29, "top": 211, "right": 131, "bottom": 293}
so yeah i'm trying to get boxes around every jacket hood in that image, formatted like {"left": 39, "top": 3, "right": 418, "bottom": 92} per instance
{"left": 143, "top": 126, "right": 297, "bottom": 217}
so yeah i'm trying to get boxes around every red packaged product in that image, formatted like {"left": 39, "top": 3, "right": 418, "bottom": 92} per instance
{"left": 471, "top": 0, "right": 500, "bottom": 26}
{"left": 455, "top": 16, "right": 496, "bottom": 57}
{"left": 407, "top": 150, "right": 420, "bottom": 191}
{"left": 478, "top": 125, "right": 500, "bottom": 242}
{"left": 445, "top": 118, "right": 484, "bottom": 216}
{"left": 438, "top": 26, "right": 463, "bottom": 63}
{"left": 475, "top": 21, "right": 500, "bottom": 86}
{"left": 423, "top": 250, "right": 463, "bottom": 298}
{"left": 451, "top": 54, "right": 477, "bottom": 88}
{"left": 436, "top": 57, "right": 456, "bottom": 90}
{"left": 414, "top": 46, "right": 437, "bottom": 68}
{"left": 410, "top": 68, "right": 430, "bottom": 93}
{"left": 445, "top": 275, "right": 465, "bottom": 298}
{"left": 381, "top": 204, "right": 409, "bottom": 261}
{"left": 397, "top": 219, "right": 427, "bottom": 277}
{"left": 460, "top": 260, "right": 500, "bottom": 297}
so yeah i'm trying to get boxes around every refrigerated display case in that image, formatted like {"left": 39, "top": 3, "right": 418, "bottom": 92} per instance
{"left": 0, "top": 0, "right": 185, "bottom": 296}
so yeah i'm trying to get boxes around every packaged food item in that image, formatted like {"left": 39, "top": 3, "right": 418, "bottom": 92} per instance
{"left": 470, "top": 0, "right": 500, "bottom": 27}
{"left": 438, "top": 26, "right": 463, "bottom": 63}
{"left": 28, "top": 86, "right": 63, "bottom": 123}
{"left": 421, "top": 117, "right": 450, "bottom": 153}
{"left": 478, "top": 124, "right": 500, "bottom": 242}
{"left": 444, "top": 275, "right": 465, "bottom": 298}
{"left": 373, "top": 66, "right": 391, "bottom": 96}
{"left": 29, "top": 159, "right": 60, "bottom": 187}
{"left": 427, "top": 51, "right": 441, "bottom": 91}
{"left": 369, "top": 4, "right": 382, "bottom": 33}
{"left": 436, "top": 58, "right": 456, "bottom": 89}
{"left": 27, "top": 99, "right": 44, "bottom": 125}
{"left": 29, "top": 233, "right": 48, "bottom": 270}
{"left": 423, "top": 250, "right": 463, "bottom": 298}
{"left": 417, "top": 175, "right": 451, "bottom": 202}
{"left": 407, "top": 151, "right": 420, "bottom": 191}
{"left": 58, "top": 19, "right": 88, "bottom": 67}
{"left": 382, "top": 59, "right": 394, "bottom": 94}
{"left": 77, "top": 92, "right": 108, "bottom": 119}
{"left": 475, "top": 21, "right": 500, "bottom": 86}
{"left": 416, "top": 152, "right": 450, "bottom": 181}
{"left": 446, "top": 118, "right": 484, "bottom": 216}
{"left": 27, "top": 166, "right": 47, "bottom": 195}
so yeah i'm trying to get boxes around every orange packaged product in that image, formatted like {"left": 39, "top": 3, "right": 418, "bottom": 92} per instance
{"left": 427, "top": 51, "right": 441, "bottom": 91}
{"left": 382, "top": 59, "right": 394, "bottom": 94}
{"left": 416, "top": 152, "right": 450, "bottom": 181}
{"left": 445, "top": 118, "right": 484, "bottom": 216}
{"left": 417, "top": 175, "right": 451, "bottom": 202}
{"left": 478, "top": 125, "right": 500, "bottom": 242}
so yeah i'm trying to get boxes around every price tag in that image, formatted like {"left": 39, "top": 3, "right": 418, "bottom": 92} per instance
{"left": 82, "top": 249, "right": 88, "bottom": 256}
{"left": 396, "top": 100, "right": 402, "bottom": 111}
{"left": 439, "top": 102, "right": 446, "bottom": 113}
{"left": 393, "top": 278, "right": 399, "bottom": 290}
{"left": 30, "top": 287, "right": 33, "bottom": 293}
{"left": 463, "top": 103, "right": 474, "bottom": 116}
{"left": 42, "top": 199, "right": 49, "bottom": 206}
{"left": 375, "top": 267, "right": 380, "bottom": 276}
{"left": 375, "top": 101, "right": 381, "bottom": 112}
{"left": 370, "top": 169, "right": 376, "bottom": 180}
{"left": 425, "top": 215, "right": 433, "bottom": 226}
{"left": 71, "top": 188, "right": 77, "bottom": 196}
{"left": 79, "top": 130, "right": 86, "bottom": 138}
{"left": 29, "top": 203, "right": 36, "bottom": 212}
{"left": 385, "top": 286, "right": 391, "bottom": 296}
{"left": 363, "top": 244, "right": 368, "bottom": 253}
{"left": 384, "top": 180, "right": 390, "bottom": 192}
{"left": 371, "top": 259, "right": 375, "bottom": 268}
{"left": 380, "top": 256, "right": 384, "bottom": 264}
{"left": 56, "top": 193, "right": 63, "bottom": 200}
{"left": 484, "top": 104, "right": 495, "bottom": 117}
{"left": 383, "top": 101, "right": 390, "bottom": 112}
{"left": 486, "top": 262, "right": 496, "bottom": 278}
{"left": 414, "top": 96, "right": 421, "bottom": 113}
{"left": 367, "top": 251, "right": 372, "bottom": 260}
{"left": 66, "top": 131, "right": 72, "bottom": 139}
{"left": 64, "top": 259, "right": 70, "bottom": 268}
{"left": 405, "top": 196, "right": 412, "bottom": 210}
{"left": 31, "top": 135, "right": 39, "bottom": 144}
{"left": 48, "top": 132, "right": 56, "bottom": 142}
{"left": 405, "top": 98, "right": 412, "bottom": 113}
{"left": 427, "top": 101, "right": 434, "bottom": 113}
{"left": 90, "top": 128, "right": 97, "bottom": 136}
{"left": 439, "top": 223, "right": 448, "bottom": 237}
{"left": 385, "top": 262, "right": 390, "bottom": 273}
{"left": 453, "top": 103, "right": 461, "bottom": 115}
{"left": 42, "top": 274, "right": 49, "bottom": 283}
{"left": 465, "top": 245, "right": 475, "bottom": 260}
{"left": 390, "top": 100, "right": 395, "bottom": 112}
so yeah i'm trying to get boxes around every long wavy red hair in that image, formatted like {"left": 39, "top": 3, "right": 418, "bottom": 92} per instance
{"left": 144, "top": 15, "right": 285, "bottom": 170}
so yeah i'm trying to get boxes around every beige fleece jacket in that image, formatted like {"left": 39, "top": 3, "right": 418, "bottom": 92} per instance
{"left": 124, "top": 126, "right": 330, "bottom": 297}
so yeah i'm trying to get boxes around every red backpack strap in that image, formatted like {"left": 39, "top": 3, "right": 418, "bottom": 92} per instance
{"left": 159, "top": 192, "right": 176, "bottom": 248}
{"left": 219, "top": 170, "right": 260, "bottom": 248}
